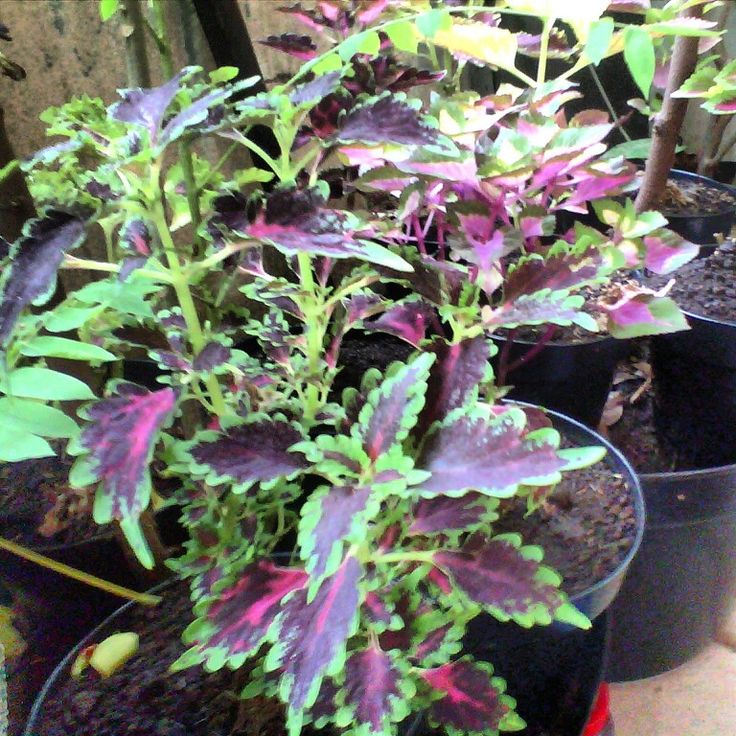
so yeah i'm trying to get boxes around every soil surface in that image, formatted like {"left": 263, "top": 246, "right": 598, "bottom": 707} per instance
{"left": 657, "top": 177, "right": 736, "bottom": 217}
{"left": 647, "top": 242, "right": 736, "bottom": 323}
{"left": 32, "top": 584, "right": 300, "bottom": 736}
{"left": 494, "top": 448, "right": 636, "bottom": 597}
{"left": 0, "top": 455, "right": 105, "bottom": 548}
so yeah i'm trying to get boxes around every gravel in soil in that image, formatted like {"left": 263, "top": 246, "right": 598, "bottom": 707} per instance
{"left": 647, "top": 241, "right": 736, "bottom": 323}
{"left": 494, "top": 450, "right": 636, "bottom": 597}
{"left": 657, "top": 177, "right": 736, "bottom": 217}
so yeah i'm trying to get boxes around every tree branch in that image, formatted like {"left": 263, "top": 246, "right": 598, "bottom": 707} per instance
{"left": 634, "top": 5, "right": 703, "bottom": 213}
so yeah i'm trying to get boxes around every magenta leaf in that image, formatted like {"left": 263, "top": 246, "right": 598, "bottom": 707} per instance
{"left": 260, "top": 33, "right": 318, "bottom": 61}
{"left": 409, "top": 493, "right": 496, "bottom": 536}
{"left": 339, "top": 645, "right": 408, "bottom": 736}
{"left": 120, "top": 219, "right": 151, "bottom": 255}
{"left": 0, "top": 212, "right": 86, "bottom": 344}
{"left": 642, "top": 230, "right": 698, "bottom": 274}
{"left": 267, "top": 556, "right": 363, "bottom": 725}
{"left": 182, "top": 560, "right": 308, "bottom": 669}
{"left": 362, "top": 299, "right": 430, "bottom": 347}
{"left": 417, "top": 405, "right": 564, "bottom": 497}
{"left": 433, "top": 533, "right": 564, "bottom": 623}
{"left": 77, "top": 384, "right": 177, "bottom": 566}
{"left": 417, "top": 337, "right": 491, "bottom": 437}
{"left": 298, "top": 484, "right": 375, "bottom": 580}
{"left": 336, "top": 95, "right": 438, "bottom": 145}
{"left": 604, "top": 293, "right": 689, "bottom": 338}
{"left": 357, "top": 353, "right": 434, "bottom": 461}
{"left": 421, "top": 659, "right": 512, "bottom": 733}
{"left": 190, "top": 419, "right": 307, "bottom": 493}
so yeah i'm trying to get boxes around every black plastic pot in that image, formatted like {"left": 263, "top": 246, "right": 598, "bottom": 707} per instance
{"left": 493, "top": 336, "right": 629, "bottom": 428}
{"left": 661, "top": 169, "right": 736, "bottom": 245}
{"left": 607, "top": 462, "right": 736, "bottom": 681}
{"left": 650, "top": 310, "right": 736, "bottom": 469}
{"left": 25, "top": 580, "right": 611, "bottom": 736}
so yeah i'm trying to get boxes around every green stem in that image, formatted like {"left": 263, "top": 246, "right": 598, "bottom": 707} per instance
{"left": 179, "top": 139, "right": 203, "bottom": 251}
{"left": 0, "top": 537, "right": 161, "bottom": 605}
{"left": 376, "top": 550, "right": 435, "bottom": 565}
{"left": 234, "top": 131, "right": 282, "bottom": 177}
{"left": 148, "top": 0, "right": 174, "bottom": 78}
{"left": 152, "top": 200, "right": 228, "bottom": 416}
{"left": 61, "top": 256, "right": 174, "bottom": 283}
{"left": 198, "top": 142, "right": 238, "bottom": 191}
{"left": 536, "top": 17, "right": 555, "bottom": 86}
{"left": 588, "top": 65, "right": 632, "bottom": 142}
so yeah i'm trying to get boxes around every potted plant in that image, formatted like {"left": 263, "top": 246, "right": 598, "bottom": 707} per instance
{"left": 0, "top": 1, "right": 700, "bottom": 733}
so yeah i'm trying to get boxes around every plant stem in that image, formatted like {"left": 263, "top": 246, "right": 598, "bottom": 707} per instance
{"left": 634, "top": 4, "right": 702, "bottom": 213}
{"left": 536, "top": 17, "right": 555, "bottom": 86}
{"left": 152, "top": 201, "right": 228, "bottom": 416}
{"left": 122, "top": 0, "right": 152, "bottom": 88}
{"left": 148, "top": 0, "right": 174, "bottom": 78}
{"left": 296, "top": 252, "right": 323, "bottom": 422}
{"left": 377, "top": 550, "right": 435, "bottom": 565}
{"left": 0, "top": 537, "right": 161, "bottom": 605}
{"left": 589, "top": 65, "right": 632, "bottom": 142}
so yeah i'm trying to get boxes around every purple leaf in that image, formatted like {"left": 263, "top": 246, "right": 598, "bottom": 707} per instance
{"left": 0, "top": 212, "right": 85, "bottom": 344}
{"left": 363, "top": 299, "right": 430, "bottom": 347}
{"left": 342, "top": 645, "right": 403, "bottom": 734}
{"left": 118, "top": 256, "right": 149, "bottom": 282}
{"left": 191, "top": 420, "right": 307, "bottom": 492}
{"left": 190, "top": 561, "right": 307, "bottom": 663}
{"left": 433, "top": 534, "right": 563, "bottom": 620}
{"left": 343, "top": 293, "right": 385, "bottom": 326}
{"left": 207, "top": 191, "right": 249, "bottom": 243}
{"left": 80, "top": 384, "right": 177, "bottom": 522}
{"left": 358, "top": 353, "right": 434, "bottom": 461}
{"left": 110, "top": 70, "right": 187, "bottom": 143}
{"left": 417, "top": 337, "right": 491, "bottom": 437}
{"left": 299, "top": 485, "right": 373, "bottom": 579}
{"left": 504, "top": 246, "right": 605, "bottom": 300}
{"left": 409, "top": 493, "right": 493, "bottom": 536}
{"left": 417, "top": 406, "right": 564, "bottom": 497}
{"left": 336, "top": 96, "right": 438, "bottom": 145}
{"left": 363, "top": 592, "right": 393, "bottom": 625}
{"left": 483, "top": 291, "right": 589, "bottom": 330}
{"left": 159, "top": 87, "right": 232, "bottom": 148}
{"left": 269, "top": 556, "right": 362, "bottom": 717}
{"left": 192, "top": 342, "right": 231, "bottom": 372}
{"left": 422, "top": 659, "right": 510, "bottom": 732}
{"left": 260, "top": 33, "right": 318, "bottom": 61}
{"left": 642, "top": 230, "right": 698, "bottom": 274}
{"left": 290, "top": 71, "right": 342, "bottom": 108}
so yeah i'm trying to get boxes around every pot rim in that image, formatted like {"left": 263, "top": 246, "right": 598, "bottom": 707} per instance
{"left": 510, "top": 402, "right": 646, "bottom": 608}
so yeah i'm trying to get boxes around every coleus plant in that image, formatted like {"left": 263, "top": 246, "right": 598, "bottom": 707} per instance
{"left": 0, "top": 2, "right": 709, "bottom": 736}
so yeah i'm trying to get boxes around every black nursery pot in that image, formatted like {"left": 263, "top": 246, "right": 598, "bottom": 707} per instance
{"left": 493, "top": 336, "right": 628, "bottom": 428}
{"left": 607, "top": 462, "right": 736, "bottom": 681}
{"left": 661, "top": 169, "right": 736, "bottom": 245}
{"left": 650, "top": 310, "right": 736, "bottom": 469}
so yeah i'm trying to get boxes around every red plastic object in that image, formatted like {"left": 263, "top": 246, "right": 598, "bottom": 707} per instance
{"left": 583, "top": 683, "right": 612, "bottom": 736}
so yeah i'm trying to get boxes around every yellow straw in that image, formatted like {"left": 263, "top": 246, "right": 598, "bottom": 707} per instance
{"left": 0, "top": 537, "right": 161, "bottom": 606}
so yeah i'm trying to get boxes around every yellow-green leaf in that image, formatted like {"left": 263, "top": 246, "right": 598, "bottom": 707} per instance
{"left": 430, "top": 21, "right": 518, "bottom": 70}
{"left": 89, "top": 632, "right": 140, "bottom": 678}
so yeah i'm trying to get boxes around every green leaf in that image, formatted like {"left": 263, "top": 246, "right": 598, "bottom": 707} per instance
{"left": 385, "top": 21, "right": 419, "bottom": 54}
{"left": 585, "top": 17, "right": 614, "bottom": 66}
{"left": 0, "top": 427, "right": 55, "bottom": 461}
{"left": 338, "top": 30, "right": 380, "bottom": 61}
{"left": 0, "top": 367, "right": 95, "bottom": 401}
{"left": 99, "top": 0, "right": 119, "bottom": 21}
{"left": 44, "top": 305, "right": 104, "bottom": 332}
{"left": 606, "top": 138, "right": 653, "bottom": 159}
{"left": 0, "top": 397, "right": 79, "bottom": 438}
{"left": 119, "top": 516, "right": 155, "bottom": 570}
{"left": 415, "top": 8, "right": 451, "bottom": 39}
{"left": 356, "top": 241, "right": 413, "bottom": 272}
{"left": 555, "top": 601, "right": 591, "bottom": 629}
{"left": 209, "top": 66, "right": 239, "bottom": 83}
{"left": 624, "top": 26, "right": 655, "bottom": 98}
{"left": 20, "top": 336, "right": 116, "bottom": 362}
{"left": 557, "top": 446, "right": 606, "bottom": 471}
{"left": 312, "top": 53, "right": 343, "bottom": 76}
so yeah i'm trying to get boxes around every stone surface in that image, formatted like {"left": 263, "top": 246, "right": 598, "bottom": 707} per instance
{"left": 610, "top": 643, "right": 736, "bottom": 736}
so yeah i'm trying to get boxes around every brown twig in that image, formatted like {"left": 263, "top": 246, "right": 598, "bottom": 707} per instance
{"left": 635, "top": 4, "right": 703, "bottom": 213}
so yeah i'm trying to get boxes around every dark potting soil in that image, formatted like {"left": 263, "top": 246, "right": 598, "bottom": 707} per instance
{"left": 0, "top": 456, "right": 106, "bottom": 548}
{"left": 494, "top": 452, "right": 635, "bottom": 597}
{"left": 32, "top": 584, "right": 309, "bottom": 736}
{"left": 657, "top": 177, "right": 736, "bottom": 217}
{"left": 647, "top": 242, "right": 736, "bottom": 323}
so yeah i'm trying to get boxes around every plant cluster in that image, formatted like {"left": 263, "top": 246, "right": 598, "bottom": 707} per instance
{"left": 0, "top": 1, "right": 713, "bottom": 735}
